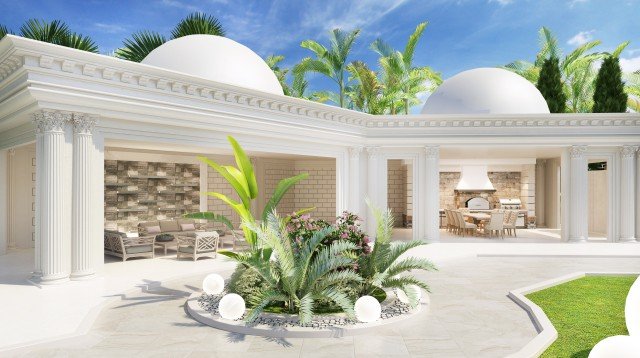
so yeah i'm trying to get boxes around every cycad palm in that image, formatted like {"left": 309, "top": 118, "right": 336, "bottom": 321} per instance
{"left": 116, "top": 12, "right": 225, "bottom": 62}
{"left": 359, "top": 203, "right": 436, "bottom": 307}
{"left": 294, "top": 28, "right": 360, "bottom": 108}
{"left": 226, "top": 212, "right": 362, "bottom": 323}
{"left": 371, "top": 22, "right": 442, "bottom": 114}
{"left": 1, "top": 19, "right": 98, "bottom": 53}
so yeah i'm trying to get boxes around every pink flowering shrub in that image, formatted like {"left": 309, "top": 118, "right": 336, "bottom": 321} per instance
{"left": 287, "top": 211, "right": 371, "bottom": 262}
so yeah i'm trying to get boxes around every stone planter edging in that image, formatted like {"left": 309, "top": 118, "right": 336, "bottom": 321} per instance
{"left": 507, "top": 271, "right": 640, "bottom": 358}
{"left": 186, "top": 291, "right": 427, "bottom": 338}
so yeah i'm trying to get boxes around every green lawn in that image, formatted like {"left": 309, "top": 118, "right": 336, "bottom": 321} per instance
{"left": 526, "top": 275, "right": 637, "bottom": 358}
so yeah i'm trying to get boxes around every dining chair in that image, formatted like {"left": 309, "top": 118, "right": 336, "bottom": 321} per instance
{"left": 483, "top": 212, "right": 505, "bottom": 239}
{"left": 456, "top": 211, "right": 477, "bottom": 237}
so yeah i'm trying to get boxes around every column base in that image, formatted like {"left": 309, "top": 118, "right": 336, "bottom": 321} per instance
{"left": 70, "top": 270, "right": 96, "bottom": 280}
{"left": 28, "top": 274, "right": 70, "bottom": 287}
{"left": 618, "top": 237, "right": 638, "bottom": 243}
{"left": 567, "top": 236, "right": 588, "bottom": 243}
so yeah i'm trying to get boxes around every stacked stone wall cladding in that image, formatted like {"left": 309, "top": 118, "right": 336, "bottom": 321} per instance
{"left": 104, "top": 160, "right": 200, "bottom": 233}
{"left": 292, "top": 161, "right": 336, "bottom": 222}
{"left": 387, "top": 160, "right": 406, "bottom": 227}
{"left": 440, "top": 172, "right": 522, "bottom": 209}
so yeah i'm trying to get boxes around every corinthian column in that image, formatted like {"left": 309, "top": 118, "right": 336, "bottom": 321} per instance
{"left": 619, "top": 145, "right": 638, "bottom": 242}
{"left": 34, "top": 111, "right": 71, "bottom": 284}
{"left": 71, "top": 114, "right": 97, "bottom": 279}
{"left": 568, "top": 145, "right": 588, "bottom": 242}
{"left": 424, "top": 146, "right": 440, "bottom": 242}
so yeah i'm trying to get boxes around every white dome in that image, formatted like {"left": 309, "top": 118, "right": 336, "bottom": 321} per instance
{"left": 141, "top": 35, "right": 283, "bottom": 95}
{"left": 421, "top": 68, "right": 549, "bottom": 114}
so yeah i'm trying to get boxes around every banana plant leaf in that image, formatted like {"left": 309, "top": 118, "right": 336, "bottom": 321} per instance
{"left": 227, "top": 136, "right": 259, "bottom": 199}
{"left": 182, "top": 212, "right": 233, "bottom": 230}
{"left": 206, "top": 191, "right": 257, "bottom": 246}
{"left": 198, "top": 156, "right": 251, "bottom": 208}
{"left": 262, "top": 173, "right": 309, "bottom": 221}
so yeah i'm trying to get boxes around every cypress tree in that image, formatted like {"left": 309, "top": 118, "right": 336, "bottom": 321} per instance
{"left": 536, "top": 57, "right": 566, "bottom": 113}
{"left": 593, "top": 56, "right": 628, "bottom": 113}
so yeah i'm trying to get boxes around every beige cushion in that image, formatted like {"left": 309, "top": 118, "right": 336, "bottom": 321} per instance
{"left": 146, "top": 225, "right": 161, "bottom": 234}
{"left": 177, "top": 218, "right": 195, "bottom": 226}
{"left": 138, "top": 221, "right": 160, "bottom": 236}
{"left": 159, "top": 220, "right": 180, "bottom": 232}
{"left": 180, "top": 223, "right": 196, "bottom": 231}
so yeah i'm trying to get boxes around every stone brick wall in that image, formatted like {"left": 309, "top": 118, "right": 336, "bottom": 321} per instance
{"left": 406, "top": 163, "right": 413, "bottom": 217}
{"left": 262, "top": 160, "right": 296, "bottom": 217}
{"left": 387, "top": 160, "right": 406, "bottom": 227}
{"left": 440, "top": 171, "right": 523, "bottom": 209}
{"left": 105, "top": 160, "right": 200, "bottom": 233}
{"left": 293, "top": 161, "right": 336, "bottom": 222}
{"left": 439, "top": 172, "right": 460, "bottom": 209}
{"left": 206, "top": 156, "right": 242, "bottom": 229}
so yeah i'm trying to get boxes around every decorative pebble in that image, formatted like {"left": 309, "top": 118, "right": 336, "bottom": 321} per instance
{"left": 197, "top": 293, "right": 415, "bottom": 329}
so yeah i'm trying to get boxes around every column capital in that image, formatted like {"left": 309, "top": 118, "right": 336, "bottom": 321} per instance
{"left": 348, "top": 146, "right": 363, "bottom": 159}
{"left": 569, "top": 145, "right": 587, "bottom": 159}
{"left": 33, "top": 110, "right": 71, "bottom": 133}
{"left": 8, "top": 148, "right": 15, "bottom": 156}
{"left": 72, "top": 113, "right": 97, "bottom": 135}
{"left": 424, "top": 145, "right": 439, "bottom": 159}
{"left": 620, "top": 145, "right": 639, "bottom": 158}
{"left": 365, "top": 146, "right": 381, "bottom": 158}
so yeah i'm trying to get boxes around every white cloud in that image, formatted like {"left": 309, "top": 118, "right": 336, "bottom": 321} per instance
{"left": 489, "top": 0, "right": 513, "bottom": 5}
{"left": 567, "top": 30, "right": 595, "bottom": 47}
{"left": 160, "top": 0, "right": 201, "bottom": 12}
{"left": 621, "top": 56, "right": 640, "bottom": 73}
{"left": 94, "top": 23, "right": 127, "bottom": 34}
{"left": 569, "top": 0, "right": 588, "bottom": 7}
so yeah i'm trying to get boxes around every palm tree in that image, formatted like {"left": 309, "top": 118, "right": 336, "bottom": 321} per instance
{"left": 116, "top": 12, "right": 225, "bottom": 62}
{"left": 625, "top": 70, "right": 640, "bottom": 112}
{"left": 265, "top": 55, "right": 291, "bottom": 95}
{"left": 505, "top": 27, "right": 629, "bottom": 112}
{"left": 294, "top": 28, "right": 361, "bottom": 108}
{"left": 345, "top": 61, "right": 389, "bottom": 114}
{"left": 0, "top": 24, "right": 11, "bottom": 38}
{"left": 171, "top": 12, "right": 225, "bottom": 38}
{"left": 371, "top": 22, "right": 442, "bottom": 114}
{"left": 1, "top": 19, "right": 98, "bottom": 53}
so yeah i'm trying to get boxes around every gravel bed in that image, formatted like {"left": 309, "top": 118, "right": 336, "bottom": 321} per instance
{"left": 197, "top": 292, "right": 413, "bottom": 329}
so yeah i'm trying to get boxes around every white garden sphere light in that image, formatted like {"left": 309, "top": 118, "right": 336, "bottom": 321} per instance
{"left": 218, "top": 293, "right": 246, "bottom": 320}
{"left": 354, "top": 295, "right": 382, "bottom": 323}
{"left": 202, "top": 273, "right": 225, "bottom": 295}
{"left": 396, "top": 285, "right": 422, "bottom": 305}
{"left": 588, "top": 335, "right": 640, "bottom": 358}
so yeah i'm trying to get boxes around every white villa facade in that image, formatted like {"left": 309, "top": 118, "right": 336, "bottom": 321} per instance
{"left": 0, "top": 34, "right": 639, "bottom": 285}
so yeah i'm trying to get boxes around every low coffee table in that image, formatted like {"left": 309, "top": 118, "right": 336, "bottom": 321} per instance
{"left": 154, "top": 239, "right": 177, "bottom": 255}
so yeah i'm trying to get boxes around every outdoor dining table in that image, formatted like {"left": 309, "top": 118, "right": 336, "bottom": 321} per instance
{"left": 463, "top": 212, "right": 491, "bottom": 223}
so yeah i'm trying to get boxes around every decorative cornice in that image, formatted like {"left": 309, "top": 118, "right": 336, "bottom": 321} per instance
{"left": 1, "top": 36, "right": 639, "bottom": 134}
{"left": 72, "top": 113, "right": 97, "bottom": 135}
{"left": 33, "top": 110, "right": 70, "bottom": 133}
{"left": 569, "top": 145, "right": 587, "bottom": 159}
{"left": 424, "top": 145, "right": 439, "bottom": 159}
{"left": 620, "top": 145, "right": 639, "bottom": 158}
{"left": 348, "top": 146, "right": 363, "bottom": 159}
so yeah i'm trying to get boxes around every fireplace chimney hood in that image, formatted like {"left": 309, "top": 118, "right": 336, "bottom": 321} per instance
{"left": 455, "top": 165, "right": 496, "bottom": 192}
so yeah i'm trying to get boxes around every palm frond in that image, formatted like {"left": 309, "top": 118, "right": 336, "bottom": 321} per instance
{"left": 0, "top": 24, "right": 12, "bottom": 38}
{"left": 171, "top": 12, "right": 225, "bottom": 38}
{"left": 318, "top": 287, "right": 356, "bottom": 318}
{"left": 60, "top": 32, "right": 99, "bottom": 53}
{"left": 115, "top": 30, "right": 166, "bottom": 62}
{"left": 403, "top": 22, "right": 427, "bottom": 67}
{"left": 385, "top": 256, "right": 437, "bottom": 278}
{"left": 245, "top": 288, "right": 288, "bottom": 322}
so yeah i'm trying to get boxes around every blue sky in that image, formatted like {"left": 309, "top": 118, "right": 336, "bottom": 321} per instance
{"left": 1, "top": 0, "right": 639, "bottom": 95}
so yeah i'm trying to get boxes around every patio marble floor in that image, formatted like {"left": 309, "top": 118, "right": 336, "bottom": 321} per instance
{"left": 5, "top": 255, "right": 639, "bottom": 357}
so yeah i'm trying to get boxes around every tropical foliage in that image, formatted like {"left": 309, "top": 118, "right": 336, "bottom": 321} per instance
{"left": 0, "top": 19, "right": 98, "bottom": 53}
{"left": 593, "top": 56, "right": 627, "bottom": 113}
{"left": 371, "top": 22, "right": 442, "bottom": 114}
{"left": 536, "top": 57, "right": 566, "bottom": 113}
{"left": 625, "top": 70, "right": 640, "bottom": 112}
{"left": 183, "top": 136, "right": 308, "bottom": 248}
{"left": 505, "top": 27, "right": 630, "bottom": 113}
{"left": 223, "top": 202, "right": 435, "bottom": 323}
{"left": 357, "top": 203, "right": 436, "bottom": 307}
{"left": 115, "top": 12, "right": 225, "bottom": 62}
